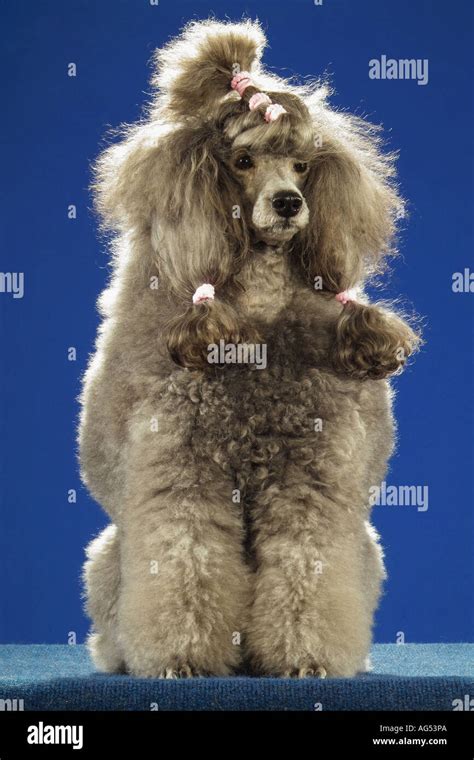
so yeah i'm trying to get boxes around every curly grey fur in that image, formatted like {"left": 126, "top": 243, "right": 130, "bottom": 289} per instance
{"left": 79, "top": 19, "right": 417, "bottom": 678}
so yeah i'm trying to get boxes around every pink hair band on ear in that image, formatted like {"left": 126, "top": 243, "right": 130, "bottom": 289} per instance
{"left": 335, "top": 289, "right": 357, "bottom": 305}
{"left": 230, "top": 71, "right": 253, "bottom": 97}
{"left": 192, "top": 283, "right": 215, "bottom": 305}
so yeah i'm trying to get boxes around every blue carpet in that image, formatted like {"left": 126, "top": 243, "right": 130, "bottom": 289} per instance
{"left": 0, "top": 644, "right": 472, "bottom": 711}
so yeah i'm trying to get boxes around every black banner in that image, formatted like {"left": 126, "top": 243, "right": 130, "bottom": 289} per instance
{"left": 0, "top": 710, "right": 472, "bottom": 757}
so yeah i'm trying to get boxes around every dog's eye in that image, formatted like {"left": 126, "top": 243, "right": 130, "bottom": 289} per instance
{"left": 235, "top": 154, "right": 254, "bottom": 170}
{"left": 294, "top": 162, "right": 308, "bottom": 173}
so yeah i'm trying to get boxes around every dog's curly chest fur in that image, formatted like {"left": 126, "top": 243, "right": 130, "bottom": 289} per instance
{"left": 168, "top": 363, "right": 380, "bottom": 503}
{"left": 237, "top": 246, "right": 295, "bottom": 322}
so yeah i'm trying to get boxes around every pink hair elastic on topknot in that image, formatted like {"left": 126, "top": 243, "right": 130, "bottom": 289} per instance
{"left": 192, "top": 283, "right": 215, "bottom": 305}
{"left": 264, "top": 103, "right": 288, "bottom": 123}
{"left": 335, "top": 289, "right": 357, "bottom": 306}
{"left": 230, "top": 73, "right": 287, "bottom": 123}
{"left": 248, "top": 92, "right": 272, "bottom": 111}
{"left": 230, "top": 71, "right": 253, "bottom": 97}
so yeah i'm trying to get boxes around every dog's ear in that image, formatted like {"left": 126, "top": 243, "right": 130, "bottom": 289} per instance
{"left": 151, "top": 19, "right": 266, "bottom": 119}
{"left": 153, "top": 123, "right": 250, "bottom": 295}
{"left": 152, "top": 122, "right": 262, "bottom": 370}
{"left": 299, "top": 109, "right": 402, "bottom": 292}
{"left": 93, "top": 118, "right": 258, "bottom": 370}
{"left": 296, "top": 105, "right": 421, "bottom": 378}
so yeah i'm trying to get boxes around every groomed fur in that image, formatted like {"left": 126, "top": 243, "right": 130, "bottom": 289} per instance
{"left": 332, "top": 302, "right": 420, "bottom": 379}
{"left": 152, "top": 19, "right": 266, "bottom": 118}
{"left": 80, "top": 19, "right": 420, "bottom": 679}
{"left": 167, "top": 299, "right": 262, "bottom": 370}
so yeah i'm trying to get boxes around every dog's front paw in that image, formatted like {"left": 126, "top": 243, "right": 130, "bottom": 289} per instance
{"left": 282, "top": 665, "right": 327, "bottom": 679}
{"left": 246, "top": 605, "right": 365, "bottom": 678}
{"left": 128, "top": 663, "right": 204, "bottom": 679}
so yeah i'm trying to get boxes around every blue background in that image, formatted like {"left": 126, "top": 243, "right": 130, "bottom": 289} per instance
{"left": 0, "top": 0, "right": 472, "bottom": 645}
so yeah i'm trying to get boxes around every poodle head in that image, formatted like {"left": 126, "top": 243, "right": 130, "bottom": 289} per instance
{"left": 95, "top": 20, "right": 402, "bottom": 292}
{"left": 151, "top": 19, "right": 323, "bottom": 248}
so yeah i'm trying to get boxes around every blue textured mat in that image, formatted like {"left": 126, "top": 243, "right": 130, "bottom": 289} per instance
{"left": 0, "top": 644, "right": 472, "bottom": 711}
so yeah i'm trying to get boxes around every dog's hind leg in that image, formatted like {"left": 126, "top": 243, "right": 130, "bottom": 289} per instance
{"left": 83, "top": 523, "right": 125, "bottom": 673}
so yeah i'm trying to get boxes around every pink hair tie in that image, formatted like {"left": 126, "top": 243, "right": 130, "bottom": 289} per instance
{"left": 230, "top": 71, "right": 252, "bottom": 97}
{"left": 335, "top": 289, "right": 357, "bottom": 305}
{"left": 264, "top": 103, "right": 287, "bottom": 123}
{"left": 230, "top": 73, "right": 287, "bottom": 123}
{"left": 248, "top": 92, "right": 272, "bottom": 111}
{"left": 192, "top": 283, "right": 215, "bottom": 305}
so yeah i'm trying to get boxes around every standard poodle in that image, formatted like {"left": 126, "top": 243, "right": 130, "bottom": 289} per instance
{"left": 79, "top": 19, "right": 420, "bottom": 678}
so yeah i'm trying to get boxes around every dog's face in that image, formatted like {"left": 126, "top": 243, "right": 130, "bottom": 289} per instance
{"left": 230, "top": 151, "right": 310, "bottom": 245}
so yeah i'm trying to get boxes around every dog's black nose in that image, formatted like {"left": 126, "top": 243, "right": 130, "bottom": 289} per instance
{"left": 272, "top": 192, "right": 303, "bottom": 218}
